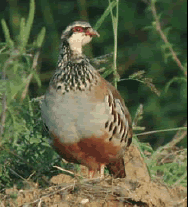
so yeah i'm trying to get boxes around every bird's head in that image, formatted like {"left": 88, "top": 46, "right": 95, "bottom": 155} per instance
{"left": 61, "top": 21, "right": 99, "bottom": 55}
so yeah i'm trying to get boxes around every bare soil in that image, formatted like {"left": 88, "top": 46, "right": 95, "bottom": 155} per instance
{"left": 1, "top": 145, "right": 187, "bottom": 207}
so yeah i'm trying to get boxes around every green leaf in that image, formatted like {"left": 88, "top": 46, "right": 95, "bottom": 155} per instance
{"left": 94, "top": 1, "right": 117, "bottom": 30}
{"left": 21, "top": 0, "right": 35, "bottom": 49}
{"left": 163, "top": 27, "right": 172, "bottom": 37}
{"left": 1, "top": 19, "right": 14, "bottom": 48}
{"left": 35, "top": 27, "right": 46, "bottom": 48}
{"left": 19, "top": 18, "right": 26, "bottom": 50}
{"left": 101, "top": 67, "right": 113, "bottom": 78}
{"left": 143, "top": 25, "right": 154, "bottom": 31}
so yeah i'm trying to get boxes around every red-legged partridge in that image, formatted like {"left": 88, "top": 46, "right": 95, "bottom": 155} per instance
{"left": 41, "top": 21, "right": 132, "bottom": 178}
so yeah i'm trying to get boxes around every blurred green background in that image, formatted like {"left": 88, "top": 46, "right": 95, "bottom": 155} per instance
{"left": 0, "top": 0, "right": 187, "bottom": 148}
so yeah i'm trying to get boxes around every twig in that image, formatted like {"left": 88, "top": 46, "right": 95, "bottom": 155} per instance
{"left": 37, "top": 199, "right": 42, "bottom": 207}
{"left": 177, "top": 197, "right": 187, "bottom": 205}
{"left": 174, "top": 172, "right": 187, "bottom": 186}
{"left": 173, "top": 121, "right": 187, "bottom": 139}
{"left": 168, "top": 121, "right": 187, "bottom": 148}
{"left": 135, "top": 126, "right": 187, "bottom": 136}
{"left": 150, "top": 0, "right": 186, "bottom": 77}
{"left": 53, "top": 165, "right": 83, "bottom": 179}
{"left": 160, "top": 150, "right": 182, "bottom": 164}
{"left": 25, "top": 184, "right": 75, "bottom": 206}
{"left": 0, "top": 201, "right": 6, "bottom": 207}
{"left": 9, "top": 168, "right": 28, "bottom": 182}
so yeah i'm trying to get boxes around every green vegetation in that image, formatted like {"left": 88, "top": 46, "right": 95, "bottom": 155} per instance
{"left": 0, "top": 0, "right": 187, "bottom": 191}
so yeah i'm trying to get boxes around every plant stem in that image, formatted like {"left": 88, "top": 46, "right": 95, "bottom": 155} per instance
{"left": 108, "top": 0, "right": 119, "bottom": 88}
{"left": 150, "top": 0, "right": 186, "bottom": 77}
{"left": 21, "top": 49, "right": 40, "bottom": 101}
{"left": 113, "top": 0, "right": 119, "bottom": 88}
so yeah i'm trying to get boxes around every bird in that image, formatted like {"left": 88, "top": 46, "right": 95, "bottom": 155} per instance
{"left": 41, "top": 21, "right": 132, "bottom": 178}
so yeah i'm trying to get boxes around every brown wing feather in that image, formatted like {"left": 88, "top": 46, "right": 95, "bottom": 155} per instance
{"left": 105, "top": 79, "right": 133, "bottom": 145}
{"left": 103, "top": 78, "right": 133, "bottom": 178}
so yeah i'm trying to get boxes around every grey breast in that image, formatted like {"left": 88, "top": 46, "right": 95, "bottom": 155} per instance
{"left": 41, "top": 87, "right": 111, "bottom": 144}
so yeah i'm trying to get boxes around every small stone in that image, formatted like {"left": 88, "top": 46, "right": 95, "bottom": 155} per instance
{"left": 80, "top": 198, "right": 89, "bottom": 204}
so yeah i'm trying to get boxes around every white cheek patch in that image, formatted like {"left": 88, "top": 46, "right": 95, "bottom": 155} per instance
{"left": 82, "top": 35, "right": 92, "bottom": 45}
{"left": 69, "top": 33, "right": 83, "bottom": 44}
{"left": 68, "top": 33, "right": 83, "bottom": 53}
{"left": 68, "top": 33, "right": 92, "bottom": 54}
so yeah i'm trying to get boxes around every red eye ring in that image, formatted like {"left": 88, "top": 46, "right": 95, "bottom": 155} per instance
{"left": 73, "top": 26, "right": 84, "bottom": 33}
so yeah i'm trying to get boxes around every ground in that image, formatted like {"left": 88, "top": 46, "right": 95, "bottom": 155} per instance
{"left": 1, "top": 145, "right": 187, "bottom": 207}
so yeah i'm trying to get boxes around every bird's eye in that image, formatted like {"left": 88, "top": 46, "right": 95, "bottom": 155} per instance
{"left": 73, "top": 26, "right": 83, "bottom": 32}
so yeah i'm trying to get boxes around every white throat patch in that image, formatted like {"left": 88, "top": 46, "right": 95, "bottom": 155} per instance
{"left": 68, "top": 33, "right": 92, "bottom": 55}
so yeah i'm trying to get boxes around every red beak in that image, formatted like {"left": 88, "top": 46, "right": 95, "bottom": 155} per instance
{"left": 85, "top": 28, "right": 100, "bottom": 37}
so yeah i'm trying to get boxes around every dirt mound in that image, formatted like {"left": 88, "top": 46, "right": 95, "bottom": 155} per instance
{"left": 1, "top": 145, "right": 187, "bottom": 207}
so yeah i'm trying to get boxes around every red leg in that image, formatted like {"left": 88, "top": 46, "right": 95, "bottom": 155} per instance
{"left": 88, "top": 169, "right": 95, "bottom": 179}
{"left": 88, "top": 164, "right": 105, "bottom": 179}
{"left": 99, "top": 163, "right": 105, "bottom": 178}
